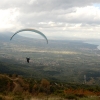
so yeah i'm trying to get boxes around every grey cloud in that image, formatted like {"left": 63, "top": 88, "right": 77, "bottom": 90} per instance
{"left": 17, "top": 0, "right": 100, "bottom": 13}
{"left": 1, "top": 0, "right": 100, "bottom": 27}
{"left": 1, "top": 0, "right": 100, "bottom": 39}
{"left": 1, "top": 0, "right": 100, "bottom": 11}
{"left": 17, "top": 8, "right": 100, "bottom": 28}
{"left": 1, "top": 0, "right": 100, "bottom": 26}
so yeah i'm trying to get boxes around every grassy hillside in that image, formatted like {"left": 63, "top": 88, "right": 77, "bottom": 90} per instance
{"left": 0, "top": 74, "right": 100, "bottom": 100}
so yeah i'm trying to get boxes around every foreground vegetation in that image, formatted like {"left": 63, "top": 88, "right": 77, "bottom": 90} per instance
{"left": 0, "top": 74, "right": 100, "bottom": 100}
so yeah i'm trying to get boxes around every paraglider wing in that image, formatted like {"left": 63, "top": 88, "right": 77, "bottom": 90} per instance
{"left": 10, "top": 29, "right": 48, "bottom": 44}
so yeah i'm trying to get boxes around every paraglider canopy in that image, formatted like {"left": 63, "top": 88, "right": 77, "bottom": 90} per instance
{"left": 10, "top": 28, "right": 48, "bottom": 44}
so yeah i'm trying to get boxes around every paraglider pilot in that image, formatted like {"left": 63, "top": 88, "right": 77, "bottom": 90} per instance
{"left": 26, "top": 57, "right": 30, "bottom": 63}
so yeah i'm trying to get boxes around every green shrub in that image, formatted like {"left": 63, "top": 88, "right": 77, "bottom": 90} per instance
{"left": 64, "top": 94, "right": 77, "bottom": 100}
{"left": 0, "top": 97, "right": 3, "bottom": 100}
{"left": 13, "top": 96, "right": 24, "bottom": 100}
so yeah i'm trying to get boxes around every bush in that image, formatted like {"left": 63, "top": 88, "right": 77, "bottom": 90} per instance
{"left": 13, "top": 96, "right": 24, "bottom": 100}
{"left": 64, "top": 94, "right": 77, "bottom": 100}
{"left": 75, "top": 94, "right": 86, "bottom": 98}
{"left": 0, "top": 96, "right": 3, "bottom": 100}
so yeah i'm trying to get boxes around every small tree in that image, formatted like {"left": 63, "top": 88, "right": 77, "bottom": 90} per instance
{"left": 40, "top": 79, "right": 50, "bottom": 94}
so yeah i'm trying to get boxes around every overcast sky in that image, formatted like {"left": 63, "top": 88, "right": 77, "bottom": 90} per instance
{"left": 1, "top": 0, "right": 100, "bottom": 40}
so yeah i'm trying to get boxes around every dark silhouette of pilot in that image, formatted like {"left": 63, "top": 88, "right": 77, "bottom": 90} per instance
{"left": 26, "top": 57, "right": 30, "bottom": 63}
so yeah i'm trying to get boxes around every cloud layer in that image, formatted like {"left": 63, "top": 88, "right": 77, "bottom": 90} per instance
{"left": 0, "top": 0, "right": 100, "bottom": 39}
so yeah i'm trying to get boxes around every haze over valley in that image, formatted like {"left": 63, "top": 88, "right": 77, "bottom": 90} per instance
{"left": 0, "top": 33, "right": 100, "bottom": 84}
